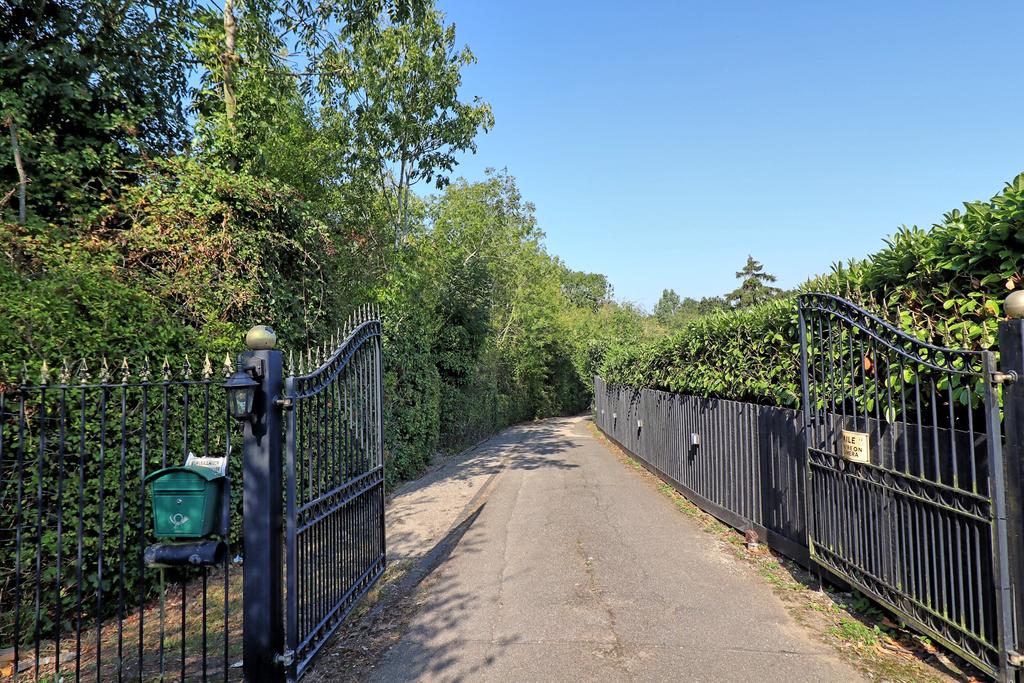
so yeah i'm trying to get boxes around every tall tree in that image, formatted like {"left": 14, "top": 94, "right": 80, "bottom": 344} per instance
{"left": 190, "top": 1, "right": 491, "bottom": 252}
{"left": 561, "top": 270, "right": 612, "bottom": 311}
{"left": 0, "top": 0, "right": 192, "bottom": 222}
{"left": 338, "top": 10, "right": 494, "bottom": 246}
{"left": 726, "top": 255, "right": 782, "bottom": 308}
{"left": 653, "top": 289, "right": 682, "bottom": 325}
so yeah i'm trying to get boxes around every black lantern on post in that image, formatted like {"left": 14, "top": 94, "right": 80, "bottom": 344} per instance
{"left": 224, "top": 360, "right": 260, "bottom": 421}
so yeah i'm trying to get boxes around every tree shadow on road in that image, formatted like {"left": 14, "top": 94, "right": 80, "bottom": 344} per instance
{"left": 305, "top": 418, "right": 589, "bottom": 681}
{"left": 391, "top": 418, "right": 580, "bottom": 501}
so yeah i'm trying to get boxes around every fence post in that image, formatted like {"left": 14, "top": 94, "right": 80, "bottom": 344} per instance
{"left": 240, "top": 334, "right": 286, "bottom": 682}
{"left": 999, "top": 292, "right": 1024, "bottom": 678}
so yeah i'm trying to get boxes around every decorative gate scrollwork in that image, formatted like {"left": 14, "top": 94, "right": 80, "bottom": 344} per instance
{"left": 798, "top": 293, "right": 1014, "bottom": 680}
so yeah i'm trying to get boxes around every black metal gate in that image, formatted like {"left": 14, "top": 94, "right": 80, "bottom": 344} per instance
{"left": 798, "top": 292, "right": 1014, "bottom": 679}
{"left": 282, "top": 306, "right": 386, "bottom": 680}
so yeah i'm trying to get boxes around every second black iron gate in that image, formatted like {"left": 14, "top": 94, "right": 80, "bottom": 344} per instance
{"left": 283, "top": 307, "right": 386, "bottom": 680}
{"left": 798, "top": 293, "right": 1014, "bottom": 680}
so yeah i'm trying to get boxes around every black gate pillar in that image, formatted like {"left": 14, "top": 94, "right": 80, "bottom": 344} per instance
{"left": 240, "top": 327, "right": 286, "bottom": 683}
{"left": 999, "top": 292, "right": 1024, "bottom": 678}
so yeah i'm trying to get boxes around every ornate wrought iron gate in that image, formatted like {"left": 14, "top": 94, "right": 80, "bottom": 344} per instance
{"left": 282, "top": 306, "right": 386, "bottom": 680}
{"left": 798, "top": 293, "right": 1015, "bottom": 679}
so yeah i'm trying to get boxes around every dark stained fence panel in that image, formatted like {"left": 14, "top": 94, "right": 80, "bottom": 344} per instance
{"left": 592, "top": 377, "right": 808, "bottom": 562}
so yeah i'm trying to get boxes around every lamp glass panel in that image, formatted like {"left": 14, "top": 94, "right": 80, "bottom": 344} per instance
{"left": 229, "top": 388, "right": 253, "bottom": 418}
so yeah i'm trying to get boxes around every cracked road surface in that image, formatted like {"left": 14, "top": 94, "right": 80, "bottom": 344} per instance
{"left": 368, "top": 416, "right": 861, "bottom": 682}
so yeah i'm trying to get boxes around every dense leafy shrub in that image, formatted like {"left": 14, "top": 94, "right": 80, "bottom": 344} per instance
{"left": 603, "top": 173, "right": 1024, "bottom": 407}
{"left": 602, "top": 297, "right": 800, "bottom": 407}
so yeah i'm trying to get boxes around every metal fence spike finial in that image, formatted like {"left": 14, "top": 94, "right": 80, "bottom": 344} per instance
{"left": 40, "top": 359, "right": 50, "bottom": 384}
{"left": 288, "top": 349, "right": 294, "bottom": 376}
{"left": 202, "top": 353, "right": 213, "bottom": 380}
{"left": 140, "top": 357, "right": 152, "bottom": 382}
{"left": 182, "top": 354, "right": 193, "bottom": 380}
{"left": 121, "top": 357, "right": 131, "bottom": 383}
{"left": 99, "top": 358, "right": 111, "bottom": 383}
{"left": 19, "top": 361, "right": 29, "bottom": 385}
{"left": 162, "top": 356, "right": 172, "bottom": 381}
{"left": 60, "top": 358, "right": 72, "bottom": 384}
{"left": 78, "top": 359, "right": 90, "bottom": 382}
{"left": 223, "top": 352, "right": 233, "bottom": 377}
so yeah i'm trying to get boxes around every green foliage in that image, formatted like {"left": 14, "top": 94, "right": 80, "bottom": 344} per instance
{"left": 605, "top": 173, "right": 1024, "bottom": 408}
{"left": 603, "top": 297, "right": 800, "bottom": 407}
{"left": 652, "top": 288, "right": 724, "bottom": 329}
{"left": 108, "top": 158, "right": 357, "bottom": 351}
{"left": 385, "top": 171, "right": 594, "bottom": 461}
{"left": 725, "top": 255, "right": 783, "bottom": 309}
{"left": 1, "top": 0, "right": 192, "bottom": 221}
{"left": 338, "top": 8, "right": 495, "bottom": 239}
{"left": 810, "top": 172, "right": 1024, "bottom": 352}
{"left": 0, "top": 217, "right": 189, "bottom": 370}
{"left": 561, "top": 270, "right": 612, "bottom": 311}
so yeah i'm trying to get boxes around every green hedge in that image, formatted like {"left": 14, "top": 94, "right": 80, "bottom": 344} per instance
{"left": 602, "top": 172, "right": 1024, "bottom": 406}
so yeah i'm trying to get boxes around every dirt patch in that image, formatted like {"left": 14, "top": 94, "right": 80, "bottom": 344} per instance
{"left": 303, "top": 560, "right": 440, "bottom": 683}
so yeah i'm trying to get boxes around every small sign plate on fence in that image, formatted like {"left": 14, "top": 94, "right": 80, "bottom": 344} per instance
{"left": 841, "top": 430, "right": 870, "bottom": 463}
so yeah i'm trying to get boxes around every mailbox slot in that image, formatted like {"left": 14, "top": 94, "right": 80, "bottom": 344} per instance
{"left": 146, "top": 466, "right": 226, "bottom": 539}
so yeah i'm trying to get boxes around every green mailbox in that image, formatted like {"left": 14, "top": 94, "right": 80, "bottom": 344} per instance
{"left": 146, "top": 466, "right": 226, "bottom": 539}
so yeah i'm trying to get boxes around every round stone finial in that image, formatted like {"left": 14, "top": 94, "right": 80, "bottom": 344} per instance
{"left": 1007, "top": 291, "right": 1024, "bottom": 320}
{"left": 245, "top": 325, "right": 278, "bottom": 350}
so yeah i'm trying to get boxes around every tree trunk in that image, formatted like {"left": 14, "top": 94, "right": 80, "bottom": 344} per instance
{"left": 223, "top": 0, "right": 237, "bottom": 124}
{"left": 8, "top": 121, "right": 27, "bottom": 224}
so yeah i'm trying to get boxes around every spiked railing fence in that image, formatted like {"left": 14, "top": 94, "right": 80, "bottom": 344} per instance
{"left": 0, "top": 354, "right": 244, "bottom": 681}
{"left": 0, "top": 304, "right": 387, "bottom": 682}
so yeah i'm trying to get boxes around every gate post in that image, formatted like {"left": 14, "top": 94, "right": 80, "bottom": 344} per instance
{"left": 999, "top": 292, "right": 1024, "bottom": 678}
{"left": 239, "top": 330, "right": 286, "bottom": 682}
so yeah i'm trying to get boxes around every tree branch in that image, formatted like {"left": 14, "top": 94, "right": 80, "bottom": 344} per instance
{"left": 8, "top": 121, "right": 28, "bottom": 224}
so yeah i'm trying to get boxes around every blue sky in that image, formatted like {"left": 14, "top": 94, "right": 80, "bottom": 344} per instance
{"left": 433, "top": 0, "right": 1024, "bottom": 309}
